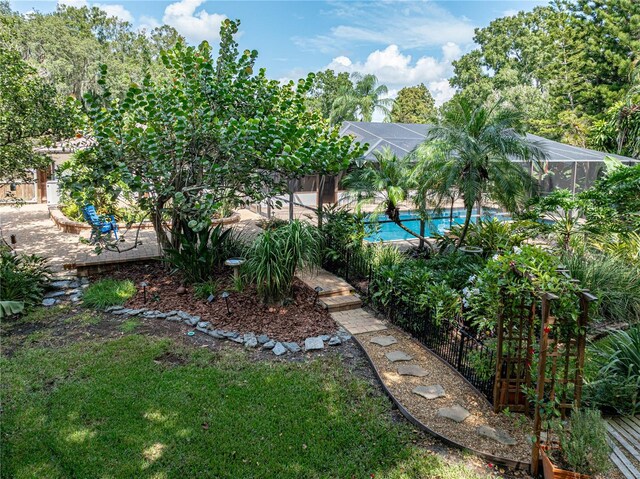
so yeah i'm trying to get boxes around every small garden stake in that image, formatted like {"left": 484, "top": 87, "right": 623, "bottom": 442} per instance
{"left": 140, "top": 281, "right": 148, "bottom": 304}
{"left": 221, "top": 291, "right": 231, "bottom": 315}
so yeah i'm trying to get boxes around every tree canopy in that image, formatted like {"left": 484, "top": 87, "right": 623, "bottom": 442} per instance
{"left": 1, "top": 1, "right": 183, "bottom": 100}
{"left": 0, "top": 46, "right": 78, "bottom": 190}
{"left": 448, "top": 0, "right": 640, "bottom": 157}
{"left": 63, "top": 20, "right": 365, "bottom": 251}
{"left": 390, "top": 84, "right": 435, "bottom": 124}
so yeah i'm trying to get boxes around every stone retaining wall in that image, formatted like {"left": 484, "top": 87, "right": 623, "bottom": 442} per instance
{"left": 49, "top": 207, "right": 241, "bottom": 234}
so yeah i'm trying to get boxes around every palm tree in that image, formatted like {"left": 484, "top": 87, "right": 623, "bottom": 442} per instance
{"left": 415, "top": 98, "right": 547, "bottom": 248}
{"left": 331, "top": 73, "right": 393, "bottom": 124}
{"left": 343, "top": 147, "right": 432, "bottom": 245}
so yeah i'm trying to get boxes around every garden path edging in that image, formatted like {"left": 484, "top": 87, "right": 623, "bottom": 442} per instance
{"left": 351, "top": 333, "right": 532, "bottom": 472}
{"left": 103, "top": 305, "right": 351, "bottom": 355}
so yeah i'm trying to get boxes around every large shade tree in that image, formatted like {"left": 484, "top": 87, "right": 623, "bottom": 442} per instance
{"left": 390, "top": 84, "right": 436, "bottom": 124}
{"left": 0, "top": 46, "right": 78, "bottom": 193}
{"left": 65, "top": 19, "right": 364, "bottom": 252}
{"left": 415, "top": 99, "right": 547, "bottom": 248}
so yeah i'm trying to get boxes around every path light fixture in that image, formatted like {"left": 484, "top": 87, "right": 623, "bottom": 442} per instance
{"left": 207, "top": 293, "right": 215, "bottom": 303}
{"left": 221, "top": 291, "right": 231, "bottom": 315}
{"left": 313, "top": 286, "right": 323, "bottom": 306}
{"left": 140, "top": 281, "right": 148, "bottom": 304}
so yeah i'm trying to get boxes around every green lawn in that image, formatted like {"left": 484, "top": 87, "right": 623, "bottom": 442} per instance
{"left": 1, "top": 332, "right": 487, "bottom": 478}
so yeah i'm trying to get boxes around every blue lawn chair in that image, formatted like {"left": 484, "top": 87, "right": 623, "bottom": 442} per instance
{"left": 82, "top": 205, "right": 119, "bottom": 243}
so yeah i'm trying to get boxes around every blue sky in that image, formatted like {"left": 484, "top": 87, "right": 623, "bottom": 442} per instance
{"left": 10, "top": 0, "right": 550, "bottom": 111}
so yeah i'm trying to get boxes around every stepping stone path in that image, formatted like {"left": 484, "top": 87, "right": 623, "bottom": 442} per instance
{"left": 437, "top": 405, "right": 470, "bottom": 423}
{"left": 385, "top": 351, "right": 413, "bottom": 362}
{"left": 412, "top": 385, "right": 445, "bottom": 400}
{"left": 370, "top": 336, "right": 398, "bottom": 347}
{"left": 397, "top": 365, "right": 429, "bottom": 377}
{"left": 476, "top": 425, "right": 517, "bottom": 446}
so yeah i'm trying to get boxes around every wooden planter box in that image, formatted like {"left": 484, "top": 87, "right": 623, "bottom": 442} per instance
{"left": 540, "top": 445, "right": 590, "bottom": 479}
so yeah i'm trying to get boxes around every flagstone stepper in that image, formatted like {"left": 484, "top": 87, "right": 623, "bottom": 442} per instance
{"left": 385, "top": 351, "right": 413, "bottom": 362}
{"left": 412, "top": 385, "right": 445, "bottom": 400}
{"left": 370, "top": 336, "right": 398, "bottom": 347}
{"left": 397, "top": 364, "right": 429, "bottom": 377}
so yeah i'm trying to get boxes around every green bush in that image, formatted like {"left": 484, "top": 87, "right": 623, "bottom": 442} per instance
{"left": 319, "top": 204, "right": 369, "bottom": 274}
{"left": 193, "top": 280, "right": 219, "bottom": 300}
{"left": 435, "top": 217, "right": 528, "bottom": 254}
{"left": 83, "top": 279, "right": 137, "bottom": 308}
{"left": 564, "top": 252, "right": 640, "bottom": 325}
{"left": 0, "top": 246, "right": 50, "bottom": 314}
{"left": 560, "top": 409, "right": 610, "bottom": 476}
{"left": 584, "top": 327, "right": 640, "bottom": 415}
{"left": 245, "top": 220, "right": 321, "bottom": 304}
{"left": 164, "top": 224, "right": 244, "bottom": 284}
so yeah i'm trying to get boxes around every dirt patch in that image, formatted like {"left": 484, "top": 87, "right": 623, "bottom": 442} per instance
{"left": 153, "top": 351, "right": 190, "bottom": 367}
{"left": 102, "top": 262, "right": 337, "bottom": 342}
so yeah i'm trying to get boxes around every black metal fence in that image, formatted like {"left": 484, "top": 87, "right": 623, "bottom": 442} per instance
{"left": 325, "top": 246, "right": 496, "bottom": 403}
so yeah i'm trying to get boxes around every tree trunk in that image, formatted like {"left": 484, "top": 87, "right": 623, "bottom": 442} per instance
{"left": 317, "top": 174, "right": 325, "bottom": 228}
{"left": 419, "top": 219, "right": 425, "bottom": 249}
{"left": 151, "top": 208, "right": 171, "bottom": 254}
{"left": 455, "top": 205, "right": 474, "bottom": 250}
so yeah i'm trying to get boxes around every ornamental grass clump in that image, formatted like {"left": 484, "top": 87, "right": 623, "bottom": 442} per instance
{"left": 83, "top": 279, "right": 137, "bottom": 308}
{"left": 245, "top": 220, "right": 321, "bottom": 304}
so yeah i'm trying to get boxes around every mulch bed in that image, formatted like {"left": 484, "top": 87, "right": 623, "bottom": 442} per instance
{"left": 103, "top": 262, "right": 337, "bottom": 342}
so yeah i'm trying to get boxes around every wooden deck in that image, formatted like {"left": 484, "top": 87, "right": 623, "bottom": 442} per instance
{"left": 606, "top": 416, "right": 640, "bottom": 479}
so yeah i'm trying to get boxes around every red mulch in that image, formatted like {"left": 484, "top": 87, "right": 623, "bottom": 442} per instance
{"left": 102, "top": 262, "right": 337, "bottom": 342}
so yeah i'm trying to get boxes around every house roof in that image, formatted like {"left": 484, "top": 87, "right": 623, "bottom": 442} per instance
{"left": 340, "top": 121, "right": 639, "bottom": 164}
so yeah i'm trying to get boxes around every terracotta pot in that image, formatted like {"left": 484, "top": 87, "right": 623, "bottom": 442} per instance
{"left": 540, "top": 445, "right": 590, "bottom": 479}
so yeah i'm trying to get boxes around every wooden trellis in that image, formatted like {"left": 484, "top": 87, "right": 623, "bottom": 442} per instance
{"left": 494, "top": 267, "right": 595, "bottom": 475}
{"left": 493, "top": 283, "right": 536, "bottom": 413}
{"left": 530, "top": 287, "right": 595, "bottom": 476}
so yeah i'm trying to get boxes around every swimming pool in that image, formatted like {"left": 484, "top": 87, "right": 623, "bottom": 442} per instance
{"left": 364, "top": 208, "right": 511, "bottom": 242}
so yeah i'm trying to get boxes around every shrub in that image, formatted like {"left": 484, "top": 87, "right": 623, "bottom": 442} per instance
{"left": 559, "top": 409, "right": 610, "bottom": 476}
{"left": 256, "top": 217, "right": 288, "bottom": 231}
{"left": 245, "top": 220, "right": 321, "bottom": 304}
{"left": 193, "top": 280, "right": 219, "bottom": 300}
{"left": 564, "top": 252, "right": 640, "bottom": 325}
{"left": 435, "top": 217, "right": 527, "bottom": 254}
{"left": 319, "top": 204, "right": 368, "bottom": 270}
{"left": 584, "top": 327, "right": 640, "bottom": 415}
{"left": 83, "top": 279, "right": 137, "bottom": 308}
{"left": 164, "top": 224, "right": 244, "bottom": 284}
{"left": 0, "top": 246, "right": 50, "bottom": 314}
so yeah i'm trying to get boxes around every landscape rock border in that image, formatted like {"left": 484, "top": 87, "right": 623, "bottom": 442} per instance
{"left": 104, "top": 305, "right": 351, "bottom": 355}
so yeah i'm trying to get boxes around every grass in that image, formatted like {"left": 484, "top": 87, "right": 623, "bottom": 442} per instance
{"left": 119, "top": 318, "right": 140, "bottom": 333}
{"left": 82, "top": 279, "right": 137, "bottom": 309}
{"left": 0, "top": 334, "right": 487, "bottom": 479}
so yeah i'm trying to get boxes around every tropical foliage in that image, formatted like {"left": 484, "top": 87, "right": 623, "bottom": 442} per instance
{"left": 414, "top": 99, "right": 546, "bottom": 247}
{"left": 331, "top": 73, "right": 393, "bottom": 123}
{"left": 0, "top": 246, "right": 50, "bottom": 315}
{"left": 245, "top": 220, "right": 321, "bottom": 304}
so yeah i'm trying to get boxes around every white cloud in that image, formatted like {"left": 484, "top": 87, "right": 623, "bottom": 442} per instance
{"left": 294, "top": 1, "right": 475, "bottom": 53}
{"left": 138, "top": 15, "right": 161, "bottom": 33}
{"left": 324, "top": 43, "right": 462, "bottom": 106}
{"left": 162, "top": 0, "right": 227, "bottom": 44}
{"left": 95, "top": 4, "right": 133, "bottom": 23}
{"left": 57, "top": 0, "right": 133, "bottom": 23}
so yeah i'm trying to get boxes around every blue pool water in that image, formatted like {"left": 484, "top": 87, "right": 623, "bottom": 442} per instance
{"left": 365, "top": 208, "right": 511, "bottom": 242}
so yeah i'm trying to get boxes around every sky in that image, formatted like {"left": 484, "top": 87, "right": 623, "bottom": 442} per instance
{"left": 9, "top": 0, "right": 550, "bottom": 115}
